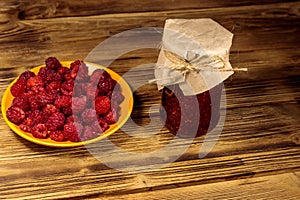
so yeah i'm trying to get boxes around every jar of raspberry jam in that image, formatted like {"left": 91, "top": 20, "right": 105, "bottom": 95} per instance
{"left": 160, "top": 83, "right": 223, "bottom": 138}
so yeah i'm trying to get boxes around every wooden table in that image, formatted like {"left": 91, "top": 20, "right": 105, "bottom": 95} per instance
{"left": 0, "top": 0, "right": 299, "bottom": 199}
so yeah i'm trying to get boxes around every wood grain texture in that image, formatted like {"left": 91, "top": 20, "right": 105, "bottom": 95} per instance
{"left": 0, "top": 0, "right": 298, "bottom": 20}
{"left": 0, "top": 0, "right": 299, "bottom": 199}
{"left": 95, "top": 172, "right": 300, "bottom": 200}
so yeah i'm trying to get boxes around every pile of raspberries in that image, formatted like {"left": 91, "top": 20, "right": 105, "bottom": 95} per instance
{"left": 6, "top": 57, "right": 124, "bottom": 142}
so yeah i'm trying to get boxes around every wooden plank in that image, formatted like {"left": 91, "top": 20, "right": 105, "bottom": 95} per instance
{"left": 0, "top": 2, "right": 298, "bottom": 81}
{"left": 0, "top": 0, "right": 297, "bottom": 20}
{"left": 94, "top": 172, "right": 300, "bottom": 200}
{"left": 0, "top": 103, "right": 299, "bottom": 199}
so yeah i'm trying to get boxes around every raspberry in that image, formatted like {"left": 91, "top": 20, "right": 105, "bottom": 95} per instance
{"left": 62, "top": 106, "right": 72, "bottom": 115}
{"left": 19, "top": 71, "right": 35, "bottom": 80}
{"left": 70, "top": 60, "right": 89, "bottom": 82}
{"left": 25, "top": 110, "right": 45, "bottom": 125}
{"left": 37, "top": 91, "right": 56, "bottom": 106}
{"left": 66, "top": 115, "right": 80, "bottom": 124}
{"left": 82, "top": 126, "right": 98, "bottom": 141}
{"left": 71, "top": 95, "right": 87, "bottom": 114}
{"left": 37, "top": 67, "right": 49, "bottom": 81}
{"left": 46, "top": 81, "right": 61, "bottom": 92}
{"left": 46, "top": 112, "right": 65, "bottom": 131}
{"left": 57, "top": 66, "right": 69, "bottom": 75}
{"left": 97, "top": 78, "right": 111, "bottom": 95}
{"left": 10, "top": 78, "right": 27, "bottom": 97}
{"left": 110, "top": 84, "right": 124, "bottom": 103}
{"left": 6, "top": 106, "right": 26, "bottom": 125}
{"left": 32, "top": 124, "right": 49, "bottom": 139}
{"left": 61, "top": 79, "right": 74, "bottom": 96}
{"left": 20, "top": 123, "right": 32, "bottom": 133}
{"left": 38, "top": 67, "right": 62, "bottom": 83}
{"left": 50, "top": 130, "right": 66, "bottom": 142}
{"left": 45, "top": 57, "right": 62, "bottom": 70}
{"left": 28, "top": 95, "right": 40, "bottom": 110}
{"left": 86, "top": 83, "right": 98, "bottom": 101}
{"left": 103, "top": 109, "right": 117, "bottom": 125}
{"left": 64, "top": 70, "right": 73, "bottom": 81}
{"left": 97, "top": 72, "right": 116, "bottom": 95}
{"left": 64, "top": 122, "right": 83, "bottom": 142}
{"left": 91, "top": 120, "right": 102, "bottom": 133}
{"left": 47, "top": 70, "right": 62, "bottom": 83}
{"left": 73, "top": 82, "right": 86, "bottom": 96}
{"left": 98, "top": 117, "right": 109, "bottom": 132}
{"left": 90, "top": 69, "right": 105, "bottom": 84}
{"left": 27, "top": 77, "right": 45, "bottom": 94}
{"left": 54, "top": 95, "right": 71, "bottom": 108}
{"left": 22, "top": 90, "right": 35, "bottom": 99}
{"left": 94, "top": 96, "right": 111, "bottom": 114}
{"left": 27, "top": 76, "right": 44, "bottom": 88}
{"left": 12, "top": 96, "right": 30, "bottom": 111}
{"left": 81, "top": 108, "right": 97, "bottom": 124}
{"left": 42, "top": 104, "right": 59, "bottom": 117}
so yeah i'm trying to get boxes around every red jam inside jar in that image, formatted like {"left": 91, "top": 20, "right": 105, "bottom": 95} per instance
{"left": 160, "top": 83, "right": 223, "bottom": 138}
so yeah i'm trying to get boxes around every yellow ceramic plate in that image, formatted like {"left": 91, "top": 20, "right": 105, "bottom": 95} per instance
{"left": 1, "top": 61, "right": 133, "bottom": 148}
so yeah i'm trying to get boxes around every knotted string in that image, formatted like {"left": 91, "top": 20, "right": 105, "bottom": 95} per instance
{"left": 149, "top": 50, "right": 247, "bottom": 84}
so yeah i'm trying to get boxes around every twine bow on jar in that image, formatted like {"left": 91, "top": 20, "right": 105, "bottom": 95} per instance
{"left": 150, "top": 50, "right": 247, "bottom": 84}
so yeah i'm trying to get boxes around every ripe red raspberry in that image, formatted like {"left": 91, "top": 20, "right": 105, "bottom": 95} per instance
{"left": 50, "top": 130, "right": 66, "bottom": 142}
{"left": 27, "top": 76, "right": 44, "bottom": 88}
{"left": 65, "top": 115, "right": 80, "bottom": 124}
{"left": 97, "top": 78, "right": 111, "bottom": 95}
{"left": 111, "top": 88, "right": 124, "bottom": 103}
{"left": 62, "top": 107, "right": 73, "bottom": 115}
{"left": 72, "top": 95, "right": 87, "bottom": 114}
{"left": 104, "top": 109, "right": 117, "bottom": 125}
{"left": 6, "top": 106, "right": 26, "bottom": 125}
{"left": 28, "top": 95, "right": 40, "bottom": 110}
{"left": 82, "top": 126, "right": 98, "bottom": 141}
{"left": 97, "top": 72, "right": 116, "bottom": 95}
{"left": 86, "top": 83, "right": 98, "bottom": 101}
{"left": 94, "top": 96, "right": 111, "bottom": 114}
{"left": 98, "top": 117, "right": 109, "bottom": 132}
{"left": 37, "top": 91, "right": 57, "bottom": 106}
{"left": 10, "top": 78, "right": 27, "bottom": 97}
{"left": 54, "top": 95, "right": 71, "bottom": 108}
{"left": 47, "top": 70, "right": 62, "bottom": 83}
{"left": 64, "top": 122, "right": 83, "bottom": 142}
{"left": 20, "top": 123, "right": 32, "bottom": 133}
{"left": 22, "top": 90, "right": 34, "bottom": 99}
{"left": 12, "top": 96, "right": 30, "bottom": 111}
{"left": 73, "top": 82, "right": 86, "bottom": 96}
{"left": 90, "top": 120, "right": 103, "bottom": 135}
{"left": 25, "top": 110, "right": 46, "bottom": 125}
{"left": 61, "top": 79, "right": 74, "bottom": 96}
{"left": 38, "top": 67, "right": 62, "bottom": 84}
{"left": 70, "top": 60, "right": 89, "bottom": 82}
{"left": 19, "top": 71, "right": 35, "bottom": 80}
{"left": 46, "top": 112, "right": 65, "bottom": 131}
{"left": 46, "top": 81, "right": 61, "bottom": 92}
{"left": 57, "top": 66, "right": 69, "bottom": 75}
{"left": 31, "top": 124, "right": 49, "bottom": 139}
{"left": 45, "top": 57, "right": 62, "bottom": 70}
{"left": 42, "top": 104, "right": 59, "bottom": 117}
{"left": 90, "top": 69, "right": 105, "bottom": 84}
{"left": 81, "top": 108, "right": 97, "bottom": 124}
{"left": 64, "top": 70, "right": 73, "bottom": 81}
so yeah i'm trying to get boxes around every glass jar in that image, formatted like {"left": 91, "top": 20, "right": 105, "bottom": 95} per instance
{"left": 160, "top": 83, "right": 222, "bottom": 138}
